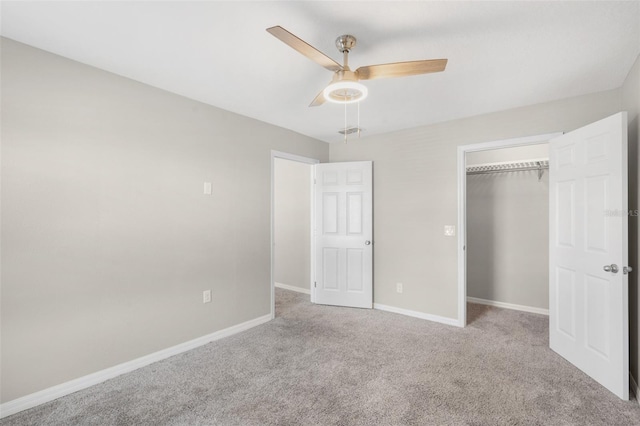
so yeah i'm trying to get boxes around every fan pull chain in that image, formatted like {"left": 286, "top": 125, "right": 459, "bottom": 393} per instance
{"left": 357, "top": 101, "right": 361, "bottom": 138}
{"left": 344, "top": 101, "right": 347, "bottom": 144}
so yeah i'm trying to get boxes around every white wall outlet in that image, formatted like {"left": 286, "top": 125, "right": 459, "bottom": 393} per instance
{"left": 203, "top": 290, "right": 212, "bottom": 303}
{"left": 204, "top": 182, "right": 212, "bottom": 195}
{"left": 396, "top": 282, "right": 403, "bottom": 294}
{"left": 444, "top": 225, "right": 456, "bottom": 237}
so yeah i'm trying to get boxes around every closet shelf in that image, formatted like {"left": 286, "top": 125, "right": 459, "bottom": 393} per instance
{"left": 466, "top": 159, "right": 549, "bottom": 180}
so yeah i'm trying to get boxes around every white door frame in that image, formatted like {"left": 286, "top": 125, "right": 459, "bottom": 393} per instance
{"left": 270, "top": 151, "right": 320, "bottom": 319}
{"left": 456, "top": 133, "right": 562, "bottom": 327}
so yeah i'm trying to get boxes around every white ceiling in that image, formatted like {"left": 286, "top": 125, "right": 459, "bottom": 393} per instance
{"left": 2, "top": 1, "right": 639, "bottom": 143}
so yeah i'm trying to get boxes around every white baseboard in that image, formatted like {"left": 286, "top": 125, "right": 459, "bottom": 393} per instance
{"left": 631, "top": 372, "right": 639, "bottom": 404}
{"left": 467, "top": 297, "right": 549, "bottom": 316}
{"left": 0, "top": 313, "right": 272, "bottom": 419}
{"left": 275, "top": 282, "right": 311, "bottom": 295}
{"left": 374, "top": 303, "right": 460, "bottom": 327}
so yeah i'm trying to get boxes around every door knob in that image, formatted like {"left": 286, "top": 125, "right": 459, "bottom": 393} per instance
{"left": 365, "top": 240, "right": 371, "bottom": 245}
{"left": 624, "top": 266, "right": 633, "bottom": 275}
{"left": 603, "top": 264, "right": 619, "bottom": 273}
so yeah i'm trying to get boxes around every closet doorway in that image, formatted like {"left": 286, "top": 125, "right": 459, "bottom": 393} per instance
{"left": 466, "top": 144, "right": 550, "bottom": 316}
{"left": 456, "top": 133, "right": 562, "bottom": 327}
{"left": 457, "top": 113, "right": 630, "bottom": 400}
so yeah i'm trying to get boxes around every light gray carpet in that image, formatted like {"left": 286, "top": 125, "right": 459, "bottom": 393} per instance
{"left": 3, "top": 288, "right": 640, "bottom": 425}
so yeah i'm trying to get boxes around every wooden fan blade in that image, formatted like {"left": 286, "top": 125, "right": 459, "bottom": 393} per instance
{"left": 309, "top": 90, "right": 325, "bottom": 107}
{"left": 356, "top": 59, "right": 447, "bottom": 80}
{"left": 267, "top": 26, "right": 343, "bottom": 72}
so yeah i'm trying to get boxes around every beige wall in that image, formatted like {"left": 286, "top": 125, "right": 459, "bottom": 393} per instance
{"left": 3, "top": 34, "right": 638, "bottom": 405}
{"left": 274, "top": 158, "right": 311, "bottom": 290}
{"left": 466, "top": 146, "right": 549, "bottom": 310}
{"left": 330, "top": 88, "right": 621, "bottom": 319}
{"left": 623, "top": 53, "right": 640, "bottom": 386}
{"left": 0, "top": 38, "right": 329, "bottom": 403}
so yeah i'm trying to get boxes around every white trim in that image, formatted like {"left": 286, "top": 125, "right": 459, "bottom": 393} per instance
{"left": 0, "top": 313, "right": 271, "bottom": 419}
{"left": 270, "top": 151, "right": 319, "bottom": 319}
{"left": 459, "top": 133, "right": 562, "bottom": 153}
{"left": 275, "top": 282, "right": 311, "bottom": 295}
{"left": 467, "top": 297, "right": 549, "bottom": 316}
{"left": 630, "top": 372, "right": 640, "bottom": 404}
{"left": 271, "top": 151, "right": 320, "bottom": 165}
{"left": 457, "top": 144, "right": 467, "bottom": 328}
{"left": 310, "top": 164, "right": 317, "bottom": 304}
{"left": 374, "top": 303, "right": 460, "bottom": 328}
{"left": 457, "top": 132, "right": 562, "bottom": 328}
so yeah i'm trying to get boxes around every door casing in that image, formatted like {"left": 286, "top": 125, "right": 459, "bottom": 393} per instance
{"left": 270, "top": 151, "right": 319, "bottom": 319}
{"left": 456, "top": 133, "right": 562, "bottom": 327}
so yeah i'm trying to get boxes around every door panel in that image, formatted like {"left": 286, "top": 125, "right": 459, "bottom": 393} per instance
{"left": 322, "top": 193, "right": 339, "bottom": 234}
{"left": 556, "top": 181, "right": 576, "bottom": 247}
{"left": 347, "top": 193, "right": 363, "bottom": 234}
{"left": 315, "top": 161, "right": 372, "bottom": 308}
{"left": 556, "top": 268, "right": 576, "bottom": 338}
{"left": 322, "top": 247, "right": 339, "bottom": 290}
{"left": 585, "top": 274, "right": 610, "bottom": 358}
{"left": 549, "top": 112, "right": 628, "bottom": 399}
{"left": 585, "top": 176, "right": 608, "bottom": 252}
{"left": 346, "top": 248, "right": 364, "bottom": 291}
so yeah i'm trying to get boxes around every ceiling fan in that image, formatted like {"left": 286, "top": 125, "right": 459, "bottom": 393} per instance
{"left": 266, "top": 25, "right": 448, "bottom": 107}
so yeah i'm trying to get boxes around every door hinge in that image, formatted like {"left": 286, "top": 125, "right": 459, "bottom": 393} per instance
{"left": 314, "top": 281, "right": 317, "bottom": 288}
{"left": 314, "top": 178, "right": 316, "bottom": 184}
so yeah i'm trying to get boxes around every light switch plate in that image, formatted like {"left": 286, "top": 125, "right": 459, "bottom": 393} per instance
{"left": 204, "top": 182, "right": 212, "bottom": 195}
{"left": 444, "top": 225, "right": 456, "bottom": 237}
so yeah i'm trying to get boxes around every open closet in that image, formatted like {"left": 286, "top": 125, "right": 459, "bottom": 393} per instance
{"left": 466, "top": 144, "right": 550, "bottom": 315}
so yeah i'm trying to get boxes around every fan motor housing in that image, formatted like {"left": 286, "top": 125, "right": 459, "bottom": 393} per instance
{"left": 335, "top": 35, "right": 357, "bottom": 53}
{"left": 333, "top": 69, "right": 358, "bottom": 83}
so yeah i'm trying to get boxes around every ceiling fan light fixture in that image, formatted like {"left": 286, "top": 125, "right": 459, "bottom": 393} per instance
{"left": 323, "top": 81, "right": 368, "bottom": 104}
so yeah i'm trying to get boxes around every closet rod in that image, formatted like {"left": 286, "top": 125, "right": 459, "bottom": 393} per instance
{"left": 466, "top": 160, "right": 549, "bottom": 180}
{"left": 466, "top": 165, "right": 549, "bottom": 176}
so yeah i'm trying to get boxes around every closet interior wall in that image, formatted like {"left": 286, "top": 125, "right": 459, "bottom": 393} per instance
{"left": 466, "top": 144, "right": 550, "bottom": 311}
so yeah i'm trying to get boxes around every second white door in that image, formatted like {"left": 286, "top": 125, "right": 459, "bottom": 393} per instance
{"left": 314, "top": 161, "right": 373, "bottom": 308}
{"left": 549, "top": 112, "right": 629, "bottom": 399}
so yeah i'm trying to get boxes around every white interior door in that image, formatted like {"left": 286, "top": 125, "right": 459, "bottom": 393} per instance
{"left": 549, "top": 112, "right": 629, "bottom": 399}
{"left": 314, "top": 161, "right": 372, "bottom": 308}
